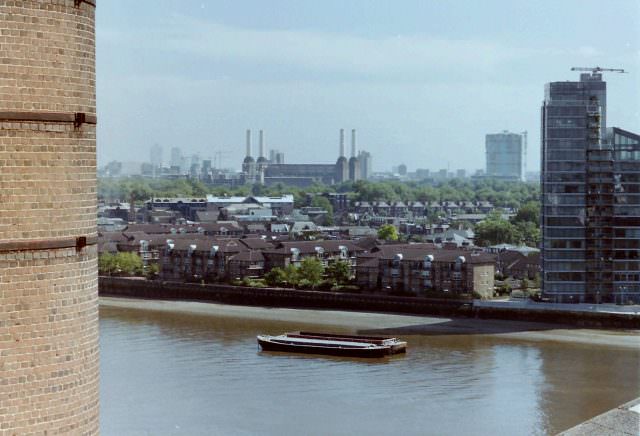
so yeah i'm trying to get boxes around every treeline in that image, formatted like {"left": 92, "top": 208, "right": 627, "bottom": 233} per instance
{"left": 99, "top": 177, "right": 539, "bottom": 209}
{"left": 474, "top": 202, "right": 541, "bottom": 246}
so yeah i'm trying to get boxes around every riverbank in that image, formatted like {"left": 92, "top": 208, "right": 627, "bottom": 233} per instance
{"left": 100, "top": 297, "right": 640, "bottom": 350}
{"left": 99, "top": 276, "right": 640, "bottom": 329}
{"left": 558, "top": 397, "right": 640, "bottom": 435}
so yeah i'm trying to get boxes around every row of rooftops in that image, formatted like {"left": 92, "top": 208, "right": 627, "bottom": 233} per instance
{"left": 141, "top": 196, "right": 494, "bottom": 210}
{"left": 145, "top": 195, "right": 295, "bottom": 205}
{"left": 353, "top": 200, "right": 495, "bottom": 208}
{"left": 99, "top": 227, "right": 497, "bottom": 267}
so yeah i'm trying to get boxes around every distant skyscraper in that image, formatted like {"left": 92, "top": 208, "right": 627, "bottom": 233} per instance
{"left": 541, "top": 70, "right": 639, "bottom": 303}
{"left": 150, "top": 143, "right": 163, "bottom": 171}
{"left": 191, "top": 153, "right": 201, "bottom": 168}
{"left": 398, "top": 163, "right": 408, "bottom": 176}
{"left": 485, "top": 131, "right": 525, "bottom": 181}
{"left": 170, "top": 146, "right": 183, "bottom": 170}
{"left": 358, "top": 150, "right": 372, "bottom": 180}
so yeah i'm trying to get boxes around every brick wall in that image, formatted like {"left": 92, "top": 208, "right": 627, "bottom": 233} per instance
{"left": 0, "top": 1, "right": 99, "bottom": 434}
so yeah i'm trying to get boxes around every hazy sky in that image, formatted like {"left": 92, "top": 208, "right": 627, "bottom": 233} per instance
{"left": 97, "top": 0, "right": 640, "bottom": 172}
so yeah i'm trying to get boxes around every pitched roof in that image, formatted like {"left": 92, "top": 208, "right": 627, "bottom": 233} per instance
{"left": 272, "top": 240, "right": 363, "bottom": 255}
{"left": 239, "top": 237, "right": 272, "bottom": 250}
{"left": 229, "top": 250, "right": 265, "bottom": 263}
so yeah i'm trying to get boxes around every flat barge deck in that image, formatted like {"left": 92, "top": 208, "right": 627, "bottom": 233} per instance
{"left": 257, "top": 331, "right": 407, "bottom": 358}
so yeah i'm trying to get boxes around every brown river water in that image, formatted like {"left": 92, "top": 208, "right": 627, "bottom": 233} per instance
{"left": 99, "top": 301, "right": 640, "bottom": 436}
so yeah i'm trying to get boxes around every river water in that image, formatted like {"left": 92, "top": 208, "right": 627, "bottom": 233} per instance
{"left": 99, "top": 303, "right": 640, "bottom": 436}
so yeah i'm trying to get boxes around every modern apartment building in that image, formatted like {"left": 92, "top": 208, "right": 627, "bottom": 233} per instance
{"left": 606, "top": 127, "right": 640, "bottom": 302}
{"left": 486, "top": 131, "right": 525, "bottom": 181}
{"left": 541, "top": 71, "right": 639, "bottom": 303}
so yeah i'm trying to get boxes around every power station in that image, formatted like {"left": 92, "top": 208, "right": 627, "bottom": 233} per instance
{"left": 242, "top": 129, "right": 370, "bottom": 186}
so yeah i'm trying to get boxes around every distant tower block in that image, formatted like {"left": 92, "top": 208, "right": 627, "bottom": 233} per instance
{"left": 0, "top": 1, "right": 99, "bottom": 434}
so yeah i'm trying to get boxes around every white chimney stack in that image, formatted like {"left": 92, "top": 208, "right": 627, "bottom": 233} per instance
{"left": 259, "top": 130, "right": 265, "bottom": 158}
{"left": 339, "top": 128, "right": 345, "bottom": 157}
{"left": 351, "top": 129, "right": 357, "bottom": 157}
{"left": 245, "top": 129, "right": 252, "bottom": 157}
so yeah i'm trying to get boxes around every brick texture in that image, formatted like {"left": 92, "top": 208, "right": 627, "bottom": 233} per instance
{"left": 0, "top": 1, "right": 99, "bottom": 434}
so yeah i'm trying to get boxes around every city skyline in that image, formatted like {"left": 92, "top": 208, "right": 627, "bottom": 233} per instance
{"left": 96, "top": 0, "right": 640, "bottom": 171}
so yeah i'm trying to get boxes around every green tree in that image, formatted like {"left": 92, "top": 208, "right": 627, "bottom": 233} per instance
{"left": 474, "top": 215, "right": 521, "bottom": 246}
{"left": 98, "top": 253, "right": 117, "bottom": 275}
{"left": 296, "top": 258, "right": 324, "bottom": 289}
{"left": 283, "top": 264, "right": 300, "bottom": 287}
{"left": 513, "top": 201, "right": 540, "bottom": 225}
{"left": 515, "top": 221, "right": 541, "bottom": 246}
{"left": 326, "top": 260, "right": 351, "bottom": 286}
{"left": 264, "top": 267, "right": 287, "bottom": 287}
{"left": 112, "top": 252, "right": 144, "bottom": 276}
{"left": 377, "top": 224, "right": 399, "bottom": 241}
{"left": 145, "top": 263, "right": 159, "bottom": 279}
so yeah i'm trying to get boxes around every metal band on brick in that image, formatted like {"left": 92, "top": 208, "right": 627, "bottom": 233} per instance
{"left": 0, "top": 111, "right": 97, "bottom": 125}
{"left": 0, "top": 236, "right": 98, "bottom": 253}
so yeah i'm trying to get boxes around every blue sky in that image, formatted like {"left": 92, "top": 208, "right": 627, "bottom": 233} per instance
{"left": 97, "top": 0, "right": 640, "bottom": 172}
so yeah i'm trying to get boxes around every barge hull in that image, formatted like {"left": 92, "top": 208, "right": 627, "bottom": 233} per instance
{"left": 258, "top": 338, "right": 391, "bottom": 358}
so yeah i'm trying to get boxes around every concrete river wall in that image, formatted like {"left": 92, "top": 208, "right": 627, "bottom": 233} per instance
{"left": 99, "top": 277, "right": 640, "bottom": 329}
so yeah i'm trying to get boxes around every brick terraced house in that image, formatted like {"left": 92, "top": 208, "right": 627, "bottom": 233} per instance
{"left": 357, "top": 245, "right": 495, "bottom": 298}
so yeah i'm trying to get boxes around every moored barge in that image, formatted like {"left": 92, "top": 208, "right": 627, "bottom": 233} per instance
{"left": 257, "top": 331, "right": 407, "bottom": 358}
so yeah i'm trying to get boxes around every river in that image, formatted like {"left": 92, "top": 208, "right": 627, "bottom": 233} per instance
{"left": 99, "top": 299, "right": 640, "bottom": 436}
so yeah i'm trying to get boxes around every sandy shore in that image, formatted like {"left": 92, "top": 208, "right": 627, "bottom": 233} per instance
{"left": 100, "top": 297, "right": 640, "bottom": 350}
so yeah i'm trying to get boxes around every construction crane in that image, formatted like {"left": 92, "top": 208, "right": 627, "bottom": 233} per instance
{"left": 571, "top": 66, "right": 627, "bottom": 74}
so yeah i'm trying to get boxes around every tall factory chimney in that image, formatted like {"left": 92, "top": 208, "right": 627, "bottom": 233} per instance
{"left": 351, "top": 129, "right": 357, "bottom": 157}
{"left": 259, "top": 129, "right": 265, "bottom": 158}
{"left": 349, "top": 129, "right": 360, "bottom": 181}
{"left": 256, "top": 129, "right": 268, "bottom": 184}
{"left": 335, "top": 128, "right": 349, "bottom": 183}
{"left": 0, "top": 1, "right": 99, "bottom": 433}
{"left": 246, "top": 129, "right": 252, "bottom": 157}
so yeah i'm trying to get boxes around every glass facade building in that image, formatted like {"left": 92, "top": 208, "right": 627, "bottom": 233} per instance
{"left": 541, "top": 72, "right": 639, "bottom": 303}
{"left": 485, "top": 131, "right": 524, "bottom": 181}
{"left": 609, "top": 128, "right": 640, "bottom": 302}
